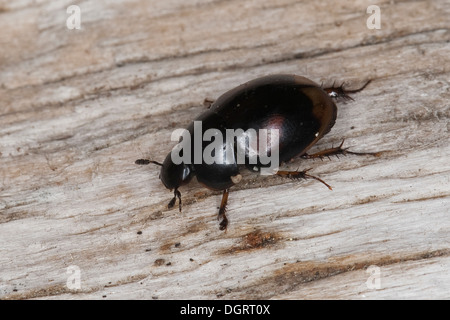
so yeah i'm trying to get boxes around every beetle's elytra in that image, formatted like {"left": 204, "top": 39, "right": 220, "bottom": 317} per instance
{"left": 136, "top": 74, "right": 374, "bottom": 230}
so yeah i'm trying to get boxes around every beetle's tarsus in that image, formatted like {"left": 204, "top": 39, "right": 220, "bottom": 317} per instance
{"left": 302, "top": 139, "right": 347, "bottom": 160}
{"left": 324, "top": 79, "right": 371, "bottom": 100}
{"left": 218, "top": 189, "right": 229, "bottom": 231}
{"left": 276, "top": 168, "right": 332, "bottom": 190}
{"left": 168, "top": 188, "right": 182, "bottom": 212}
{"left": 302, "top": 139, "right": 382, "bottom": 160}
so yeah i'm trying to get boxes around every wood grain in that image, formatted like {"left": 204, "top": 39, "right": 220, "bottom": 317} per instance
{"left": 0, "top": 0, "right": 449, "bottom": 299}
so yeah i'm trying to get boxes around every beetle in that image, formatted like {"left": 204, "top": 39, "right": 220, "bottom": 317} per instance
{"left": 136, "top": 74, "right": 375, "bottom": 230}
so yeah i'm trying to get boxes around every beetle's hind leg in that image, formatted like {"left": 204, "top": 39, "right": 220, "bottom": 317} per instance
{"left": 168, "top": 188, "right": 182, "bottom": 212}
{"left": 217, "top": 189, "right": 229, "bottom": 231}
{"left": 323, "top": 79, "right": 371, "bottom": 101}
{"left": 301, "top": 139, "right": 381, "bottom": 160}
{"left": 276, "top": 168, "right": 332, "bottom": 190}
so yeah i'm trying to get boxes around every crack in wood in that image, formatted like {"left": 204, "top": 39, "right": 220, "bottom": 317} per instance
{"left": 223, "top": 249, "right": 450, "bottom": 299}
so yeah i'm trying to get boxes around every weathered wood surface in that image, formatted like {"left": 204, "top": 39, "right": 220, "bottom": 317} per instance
{"left": 0, "top": 0, "right": 449, "bottom": 300}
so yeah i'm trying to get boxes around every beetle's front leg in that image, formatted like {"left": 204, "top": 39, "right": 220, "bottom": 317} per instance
{"left": 168, "top": 188, "right": 182, "bottom": 212}
{"left": 218, "top": 189, "right": 229, "bottom": 231}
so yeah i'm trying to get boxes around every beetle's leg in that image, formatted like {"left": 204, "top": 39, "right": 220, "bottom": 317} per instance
{"left": 168, "top": 188, "right": 182, "bottom": 212}
{"left": 218, "top": 189, "right": 229, "bottom": 231}
{"left": 323, "top": 80, "right": 371, "bottom": 101}
{"left": 302, "top": 139, "right": 347, "bottom": 159}
{"left": 276, "top": 168, "right": 332, "bottom": 190}
{"left": 203, "top": 98, "right": 215, "bottom": 109}
{"left": 302, "top": 139, "right": 381, "bottom": 160}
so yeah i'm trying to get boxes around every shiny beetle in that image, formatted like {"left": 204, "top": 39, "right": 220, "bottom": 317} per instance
{"left": 136, "top": 74, "right": 374, "bottom": 230}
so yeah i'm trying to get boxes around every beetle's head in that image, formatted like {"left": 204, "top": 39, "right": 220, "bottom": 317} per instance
{"left": 159, "top": 152, "right": 193, "bottom": 190}
{"left": 135, "top": 153, "right": 192, "bottom": 212}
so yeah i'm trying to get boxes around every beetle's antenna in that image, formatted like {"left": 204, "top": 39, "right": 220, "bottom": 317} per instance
{"left": 135, "top": 159, "right": 163, "bottom": 166}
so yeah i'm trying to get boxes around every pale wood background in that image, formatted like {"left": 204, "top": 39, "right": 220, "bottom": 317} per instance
{"left": 0, "top": 0, "right": 449, "bottom": 300}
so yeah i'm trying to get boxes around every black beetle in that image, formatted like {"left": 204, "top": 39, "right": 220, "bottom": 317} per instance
{"left": 136, "top": 74, "right": 375, "bottom": 230}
